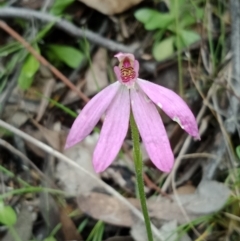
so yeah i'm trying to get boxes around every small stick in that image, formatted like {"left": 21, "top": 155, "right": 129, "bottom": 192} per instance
{"left": 0, "top": 7, "right": 135, "bottom": 54}
{"left": 0, "top": 21, "right": 89, "bottom": 103}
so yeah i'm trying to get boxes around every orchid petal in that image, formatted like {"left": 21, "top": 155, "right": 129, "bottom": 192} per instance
{"left": 134, "top": 60, "right": 139, "bottom": 76}
{"left": 130, "top": 88, "right": 174, "bottom": 172}
{"left": 93, "top": 86, "right": 130, "bottom": 173}
{"left": 114, "top": 52, "right": 135, "bottom": 62}
{"left": 137, "top": 78, "right": 199, "bottom": 138}
{"left": 65, "top": 82, "right": 120, "bottom": 149}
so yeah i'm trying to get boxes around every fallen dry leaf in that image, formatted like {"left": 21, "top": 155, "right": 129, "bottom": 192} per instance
{"left": 132, "top": 198, "right": 199, "bottom": 224}
{"left": 131, "top": 221, "right": 159, "bottom": 241}
{"left": 178, "top": 180, "right": 231, "bottom": 215}
{"left": 62, "top": 78, "right": 86, "bottom": 105}
{"left": 59, "top": 207, "right": 83, "bottom": 241}
{"left": 131, "top": 220, "right": 192, "bottom": 241}
{"left": 77, "top": 192, "right": 199, "bottom": 227}
{"left": 2, "top": 106, "right": 31, "bottom": 128}
{"left": 78, "top": 192, "right": 134, "bottom": 227}
{"left": 36, "top": 78, "right": 56, "bottom": 122}
{"left": 78, "top": 0, "right": 143, "bottom": 15}
{"left": 176, "top": 184, "right": 196, "bottom": 195}
{"left": 56, "top": 133, "right": 100, "bottom": 196}
{"left": 85, "top": 48, "right": 108, "bottom": 96}
{"left": 33, "top": 122, "right": 61, "bottom": 151}
{"left": 24, "top": 129, "right": 46, "bottom": 157}
{"left": 78, "top": 180, "right": 230, "bottom": 227}
{"left": 158, "top": 220, "right": 192, "bottom": 241}
{"left": 24, "top": 123, "right": 64, "bottom": 156}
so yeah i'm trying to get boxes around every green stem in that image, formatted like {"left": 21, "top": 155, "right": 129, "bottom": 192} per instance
{"left": 0, "top": 187, "right": 65, "bottom": 200}
{"left": 130, "top": 113, "right": 153, "bottom": 241}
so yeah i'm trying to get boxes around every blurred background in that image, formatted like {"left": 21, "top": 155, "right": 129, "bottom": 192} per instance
{"left": 0, "top": 0, "right": 239, "bottom": 240}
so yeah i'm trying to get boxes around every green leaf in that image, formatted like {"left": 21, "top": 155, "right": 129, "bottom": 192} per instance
{"left": 0, "top": 1, "right": 7, "bottom": 7}
{"left": 18, "top": 45, "right": 40, "bottom": 90}
{"left": 50, "top": 0, "right": 75, "bottom": 15}
{"left": 180, "top": 8, "right": 204, "bottom": 27}
{"left": 0, "top": 202, "right": 17, "bottom": 226}
{"left": 134, "top": 8, "right": 153, "bottom": 23}
{"left": 0, "top": 78, "right": 7, "bottom": 94}
{"left": 145, "top": 13, "right": 174, "bottom": 31}
{"left": 178, "top": 29, "right": 200, "bottom": 48}
{"left": 0, "top": 42, "right": 21, "bottom": 57}
{"left": 47, "top": 44, "right": 84, "bottom": 68}
{"left": 135, "top": 8, "right": 174, "bottom": 30}
{"left": 236, "top": 146, "right": 240, "bottom": 160}
{"left": 153, "top": 37, "right": 175, "bottom": 61}
{"left": 180, "top": 14, "right": 196, "bottom": 27}
{"left": 195, "top": 7, "right": 204, "bottom": 19}
{"left": 35, "top": 22, "right": 55, "bottom": 42}
{"left": 170, "top": 0, "right": 187, "bottom": 15}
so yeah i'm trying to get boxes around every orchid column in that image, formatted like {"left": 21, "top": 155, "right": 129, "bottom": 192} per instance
{"left": 65, "top": 53, "right": 199, "bottom": 240}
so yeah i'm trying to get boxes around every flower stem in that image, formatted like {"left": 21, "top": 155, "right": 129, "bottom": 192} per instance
{"left": 130, "top": 113, "right": 154, "bottom": 241}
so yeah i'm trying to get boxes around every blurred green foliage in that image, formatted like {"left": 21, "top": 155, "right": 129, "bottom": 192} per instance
{"left": 135, "top": 0, "right": 204, "bottom": 61}
{"left": 46, "top": 44, "right": 84, "bottom": 68}
{"left": 18, "top": 44, "right": 40, "bottom": 90}
{"left": 236, "top": 146, "right": 240, "bottom": 160}
{"left": 0, "top": 201, "right": 17, "bottom": 226}
{"left": 50, "top": 0, "right": 75, "bottom": 15}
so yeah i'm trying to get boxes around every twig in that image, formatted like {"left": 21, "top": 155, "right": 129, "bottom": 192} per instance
{"left": 176, "top": 160, "right": 201, "bottom": 186}
{"left": 181, "top": 153, "right": 217, "bottom": 159}
{"left": 0, "top": 7, "right": 135, "bottom": 54}
{"left": 0, "top": 21, "right": 89, "bottom": 103}
{"left": 214, "top": 80, "right": 240, "bottom": 102}
{"left": 0, "top": 119, "right": 162, "bottom": 240}
{"left": 144, "top": 173, "right": 172, "bottom": 200}
{"left": 41, "top": 0, "right": 54, "bottom": 12}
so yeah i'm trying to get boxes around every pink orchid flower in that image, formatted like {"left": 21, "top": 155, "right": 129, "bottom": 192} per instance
{"left": 65, "top": 53, "right": 199, "bottom": 173}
